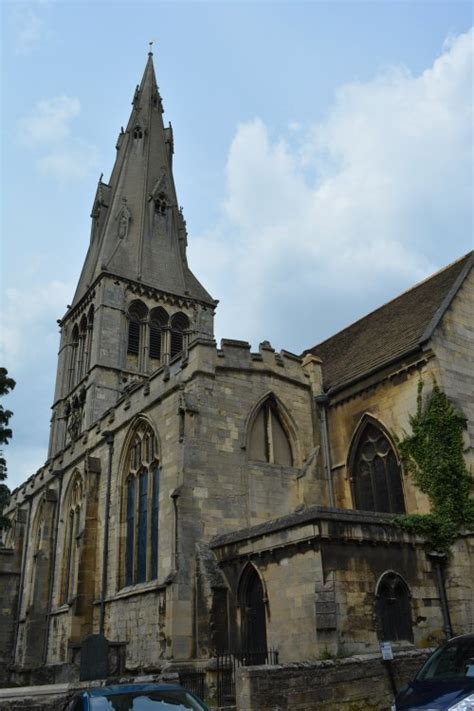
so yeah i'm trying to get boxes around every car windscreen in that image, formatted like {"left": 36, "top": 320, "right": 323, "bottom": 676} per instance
{"left": 89, "top": 690, "right": 206, "bottom": 711}
{"left": 416, "top": 638, "right": 474, "bottom": 681}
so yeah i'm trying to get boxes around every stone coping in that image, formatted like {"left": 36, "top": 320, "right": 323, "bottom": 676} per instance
{"left": 210, "top": 505, "right": 407, "bottom": 548}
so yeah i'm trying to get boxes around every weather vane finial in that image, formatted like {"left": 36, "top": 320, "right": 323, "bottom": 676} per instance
{"left": 148, "top": 40, "right": 155, "bottom": 56}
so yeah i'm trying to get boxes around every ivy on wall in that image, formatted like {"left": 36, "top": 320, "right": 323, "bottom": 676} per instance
{"left": 395, "top": 380, "right": 474, "bottom": 552}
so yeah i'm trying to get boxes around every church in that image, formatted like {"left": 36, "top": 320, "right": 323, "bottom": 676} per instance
{"left": 1, "top": 51, "right": 473, "bottom": 701}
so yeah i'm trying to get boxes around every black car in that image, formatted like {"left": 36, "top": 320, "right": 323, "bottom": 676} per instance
{"left": 393, "top": 634, "right": 474, "bottom": 710}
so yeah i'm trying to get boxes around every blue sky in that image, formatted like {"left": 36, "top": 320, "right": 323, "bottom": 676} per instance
{"left": 1, "top": 0, "right": 473, "bottom": 490}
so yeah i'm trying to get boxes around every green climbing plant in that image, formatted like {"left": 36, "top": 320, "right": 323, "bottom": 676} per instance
{"left": 395, "top": 380, "right": 474, "bottom": 552}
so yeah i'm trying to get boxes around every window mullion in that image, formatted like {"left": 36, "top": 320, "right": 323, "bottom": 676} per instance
{"left": 266, "top": 406, "right": 274, "bottom": 464}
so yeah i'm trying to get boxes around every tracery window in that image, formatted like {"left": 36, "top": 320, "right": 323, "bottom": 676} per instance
{"left": 123, "top": 422, "right": 160, "bottom": 587}
{"left": 133, "top": 126, "right": 143, "bottom": 140}
{"left": 350, "top": 420, "right": 405, "bottom": 514}
{"left": 248, "top": 396, "right": 293, "bottom": 466}
{"left": 375, "top": 572, "right": 413, "bottom": 642}
{"left": 61, "top": 473, "right": 84, "bottom": 604}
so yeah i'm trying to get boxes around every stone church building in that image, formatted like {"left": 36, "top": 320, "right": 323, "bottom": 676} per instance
{"left": 1, "top": 53, "right": 473, "bottom": 690}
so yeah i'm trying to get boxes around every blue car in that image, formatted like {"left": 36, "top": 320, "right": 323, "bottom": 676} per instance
{"left": 393, "top": 634, "right": 474, "bottom": 710}
{"left": 64, "top": 683, "right": 210, "bottom": 710}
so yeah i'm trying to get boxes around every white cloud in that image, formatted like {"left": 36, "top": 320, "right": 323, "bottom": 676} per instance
{"left": 17, "top": 96, "right": 99, "bottom": 181}
{"left": 11, "top": 3, "right": 51, "bottom": 56}
{"left": 39, "top": 140, "right": 99, "bottom": 181}
{"left": 0, "top": 280, "right": 73, "bottom": 371}
{"left": 18, "top": 96, "right": 81, "bottom": 146}
{"left": 190, "top": 28, "right": 473, "bottom": 351}
{"left": 0, "top": 278, "right": 74, "bottom": 488}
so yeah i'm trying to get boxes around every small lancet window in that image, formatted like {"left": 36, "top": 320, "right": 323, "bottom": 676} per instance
{"left": 350, "top": 421, "right": 405, "bottom": 514}
{"left": 133, "top": 126, "right": 143, "bottom": 140}
{"left": 248, "top": 398, "right": 293, "bottom": 466}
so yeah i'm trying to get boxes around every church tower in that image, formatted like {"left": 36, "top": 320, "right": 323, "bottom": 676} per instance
{"left": 48, "top": 51, "right": 215, "bottom": 457}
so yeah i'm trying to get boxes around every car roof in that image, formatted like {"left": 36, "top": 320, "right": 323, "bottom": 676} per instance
{"left": 449, "top": 634, "right": 474, "bottom": 641}
{"left": 86, "top": 683, "right": 187, "bottom": 697}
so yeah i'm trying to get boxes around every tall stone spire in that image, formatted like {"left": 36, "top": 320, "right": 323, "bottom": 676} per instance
{"left": 48, "top": 53, "right": 215, "bottom": 458}
{"left": 72, "top": 50, "right": 213, "bottom": 307}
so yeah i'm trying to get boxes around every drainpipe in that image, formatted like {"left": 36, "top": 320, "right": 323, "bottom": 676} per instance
{"left": 99, "top": 431, "right": 114, "bottom": 636}
{"left": 170, "top": 488, "right": 181, "bottom": 572}
{"left": 315, "top": 394, "right": 335, "bottom": 508}
{"left": 428, "top": 551, "right": 453, "bottom": 639}
{"left": 43, "top": 470, "right": 64, "bottom": 663}
{"left": 12, "top": 496, "right": 33, "bottom": 665}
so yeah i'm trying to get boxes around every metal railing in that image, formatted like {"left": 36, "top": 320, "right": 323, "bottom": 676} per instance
{"left": 180, "top": 671, "right": 206, "bottom": 701}
{"left": 216, "top": 649, "right": 279, "bottom": 706}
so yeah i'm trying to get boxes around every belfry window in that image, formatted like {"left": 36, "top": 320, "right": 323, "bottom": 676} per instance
{"left": 376, "top": 572, "right": 413, "bottom": 642}
{"left": 149, "top": 307, "right": 168, "bottom": 364}
{"left": 248, "top": 397, "right": 293, "bottom": 466}
{"left": 69, "top": 325, "right": 80, "bottom": 390}
{"left": 133, "top": 126, "right": 143, "bottom": 140}
{"left": 350, "top": 420, "right": 405, "bottom": 514}
{"left": 123, "top": 422, "right": 160, "bottom": 587}
{"left": 127, "top": 300, "right": 148, "bottom": 360}
{"left": 170, "top": 312, "right": 189, "bottom": 358}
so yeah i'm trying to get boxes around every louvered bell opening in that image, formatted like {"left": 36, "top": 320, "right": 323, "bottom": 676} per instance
{"left": 170, "top": 329, "right": 183, "bottom": 358}
{"left": 149, "top": 324, "right": 161, "bottom": 360}
{"left": 128, "top": 320, "right": 140, "bottom": 355}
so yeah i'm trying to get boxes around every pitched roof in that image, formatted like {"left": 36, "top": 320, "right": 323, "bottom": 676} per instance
{"left": 305, "top": 252, "right": 473, "bottom": 393}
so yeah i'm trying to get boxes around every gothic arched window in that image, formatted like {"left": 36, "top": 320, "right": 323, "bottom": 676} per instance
{"left": 123, "top": 422, "right": 160, "bottom": 587}
{"left": 85, "top": 306, "right": 94, "bottom": 372}
{"left": 133, "top": 125, "right": 143, "bottom": 140}
{"left": 61, "top": 473, "right": 83, "bottom": 604}
{"left": 127, "top": 300, "right": 148, "bottom": 366}
{"left": 149, "top": 307, "right": 169, "bottom": 364}
{"left": 69, "top": 324, "right": 79, "bottom": 389}
{"left": 170, "top": 312, "right": 189, "bottom": 359}
{"left": 77, "top": 315, "right": 88, "bottom": 382}
{"left": 248, "top": 397, "right": 293, "bottom": 466}
{"left": 376, "top": 572, "right": 413, "bottom": 642}
{"left": 350, "top": 420, "right": 405, "bottom": 514}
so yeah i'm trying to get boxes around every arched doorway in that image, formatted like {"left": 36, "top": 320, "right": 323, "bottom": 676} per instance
{"left": 240, "top": 565, "right": 267, "bottom": 661}
{"left": 376, "top": 571, "right": 413, "bottom": 642}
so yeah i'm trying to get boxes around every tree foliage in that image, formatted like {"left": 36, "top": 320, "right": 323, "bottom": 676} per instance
{"left": 395, "top": 380, "right": 474, "bottom": 552}
{"left": 0, "top": 367, "right": 16, "bottom": 529}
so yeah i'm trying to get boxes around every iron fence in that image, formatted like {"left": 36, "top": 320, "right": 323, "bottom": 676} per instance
{"left": 216, "top": 649, "right": 279, "bottom": 706}
{"left": 180, "top": 671, "right": 206, "bottom": 701}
